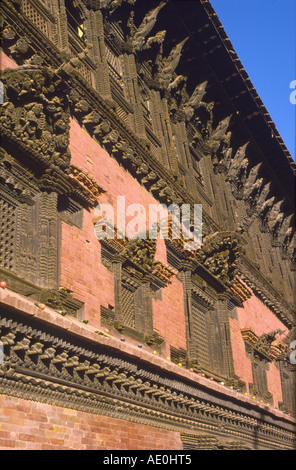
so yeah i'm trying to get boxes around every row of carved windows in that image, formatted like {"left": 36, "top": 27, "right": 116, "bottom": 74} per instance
{"left": 11, "top": 0, "right": 294, "bottom": 414}
{"left": 1, "top": 183, "right": 294, "bottom": 412}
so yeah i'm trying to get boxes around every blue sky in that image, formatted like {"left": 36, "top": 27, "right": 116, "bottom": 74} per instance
{"left": 210, "top": 0, "right": 296, "bottom": 160}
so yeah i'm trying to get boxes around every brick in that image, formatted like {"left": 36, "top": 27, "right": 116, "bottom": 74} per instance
{"left": 0, "top": 395, "right": 183, "bottom": 450}
{"left": 0, "top": 51, "right": 17, "bottom": 70}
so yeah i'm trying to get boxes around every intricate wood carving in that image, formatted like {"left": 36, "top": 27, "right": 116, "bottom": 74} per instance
{"left": 204, "top": 115, "right": 232, "bottom": 155}
{"left": 68, "top": 164, "right": 106, "bottom": 205}
{"left": 1, "top": 0, "right": 295, "bottom": 442}
{"left": 0, "top": 64, "right": 71, "bottom": 171}
{"left": 130, "top": 2, "right": 166, "bottom": 52}
{"left": 229, "top": 276, "right": 252, "bottom": 304}
{"left": 183, "top": 81, "right": 208, "bottom": 122}
{"left": 241, "top": 328, "right": 287, "bottom": 361}
{"left": 157, "top": 37, "right": 189, "bottom": 91}
{"left": 196, "top": 231, "right": 242, "bottom": 287}
{"left": 37, "top": 287, "right": 84, "bottom": 316}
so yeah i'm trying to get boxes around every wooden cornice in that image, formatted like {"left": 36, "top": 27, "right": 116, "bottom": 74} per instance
{"left": 0, "top": 289, "right": 295, "bottom": 448}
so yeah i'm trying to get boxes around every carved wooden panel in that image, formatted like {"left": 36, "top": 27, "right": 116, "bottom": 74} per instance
{"left": 1, "top": 306, "right": 294, "bottom": 450}
{"left": 14, "top": 192, "right": 60, "bottom": 289}
{"left": 191, "top": 298, "right": 211, "bottom": 370}
{"left": 22, "top": 0, "right": 53, "bottom": 41}
{"left": 1, "top": 0, "right": 295, "bottom": 436}
{"left": 0, "top": 197, "right": 17, "bottom": 271}
{"left": 210, "top": 307, "right": 228, "bottom": 376}
{"left": 105, "top": 43, "right": 124, "bottom": 91}
{"left": 278, "top": 361, "right": 296, "bottom": 415}
{"left": 99, "top": 239, "right": 159, "bottom": 341}
{"left": 251, "top": 354, "right": 270, "bottom": 401}
{"left": 121, "top": 277, "right": 136, "bottom": 329}
{"left": 0, "top": 188, "right": 61, "bottom": 291}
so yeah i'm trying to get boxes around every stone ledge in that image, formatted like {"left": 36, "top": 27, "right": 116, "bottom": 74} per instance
{"left": 0, "top": 286, "right": 295, "bottom": 425}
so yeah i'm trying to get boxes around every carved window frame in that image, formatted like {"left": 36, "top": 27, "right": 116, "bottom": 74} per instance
{"left": 21, "top": 0, "right": 55, "bottom": 41}
{"left": 105, "top": 41, "right": 125, "bottom": 94}
{"left": 0, "top": 180, "right": 62, "bottom": 291}
{"left": 243, "top": 339, "right": 273, "bottom": 403}
{"left": 99, "top": 240, "right": 164, "bottom": 348}
{"left": 0, "top": 194, "right": 18, "bottom": 273}
{"left": 278, "top": 360, "right": 296, "bottom": 415}
{"left": 176, "top": 257, "right": 237, "bottom": 381}
{"left": 190, "top": 294, "right": 212, "bottom": 371}
{"left": 250, "top": 352, "right": 271, "bottom": 402}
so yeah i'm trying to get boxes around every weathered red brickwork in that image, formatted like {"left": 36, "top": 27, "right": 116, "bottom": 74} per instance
{"left": 0, "top": 0, "right": 295, "bottom": 451}
{"left": 62, "top": 119, "right": 188, "bottom": 349}
{"left": 0, "top": 51, "right": 17, "bottom": 70}
{"left": 153, "top": 277, "right": 187, "bottom": 357}
{"left": 0, "top": 395, "right": 183, "bottom": 450}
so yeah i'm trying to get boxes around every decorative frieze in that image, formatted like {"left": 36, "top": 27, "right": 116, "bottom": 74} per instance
{"left": 229, "top": 276, "right": 253, "bottom": 304}
{"left": 68, "top": 164, "right": 106, "bottom": 205}
{"left": 0, "top": 306, "right": 295, "bottom": 449}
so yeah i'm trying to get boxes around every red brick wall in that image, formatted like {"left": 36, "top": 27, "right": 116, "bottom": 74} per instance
{"left": 229, "top": 294, "right": 286, "bottom": 405}
{"left": 0, "top": 395, "right": 183, "bottom": 450}
{"left": 0, "top": 51, "right": 17, "bottom": 70}
{"left": 153, "top": 276, "right": 187, "bottom": 357}
{"left": 61, "top": 119, "right": 188, "bottom": 350}
{"left": 60, "top": 216, "right": 114, "bottom": 329}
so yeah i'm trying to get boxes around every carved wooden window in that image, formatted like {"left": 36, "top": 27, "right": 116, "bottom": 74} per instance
{"left": 210, "top": 306, "right": 231, "bottom": 377}
{"left": 278, "top": 361, "right": 296, "bottom": 415}
{"left": 121, "top": 275, "right": 138, "bottom": 329}
{"left": 251, "top": 354, "right": 269, "bottom": 399}
{"left": 105, "top": 44, "right": 125, "bottom": 95}
{"left": 0, "top": 188, "right": 61, "bottom": 291}
{"left": 16, "top": 193, "right": 61, "bottom": 288}
{"left": 191, "top": 299, "right": 211, "bottom": 370}
{"left": 187, "top": 292, "right": 233, "bottom": 380}
{"left": 99, "top": 239, "right": 167, "bottom": 347}
{"left": 22, "top": 0, "right": 53, "bottom": 41}
{"left": 62, "top": 1, "right": 96, "bottom": 88}
{"left": 119, "top": 272, "right": 154, "bottom": 338}
{"left": 0, "top": 197, "right": 17, "bottom": 271}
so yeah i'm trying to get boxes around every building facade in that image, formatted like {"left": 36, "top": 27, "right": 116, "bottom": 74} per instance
{"left": 0, "top": 0, "right": 295, "bottom": 450}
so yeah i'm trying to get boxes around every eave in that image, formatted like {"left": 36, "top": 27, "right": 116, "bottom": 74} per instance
{"left": 167, "top": 0, "right": 295, "bottom": 209}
